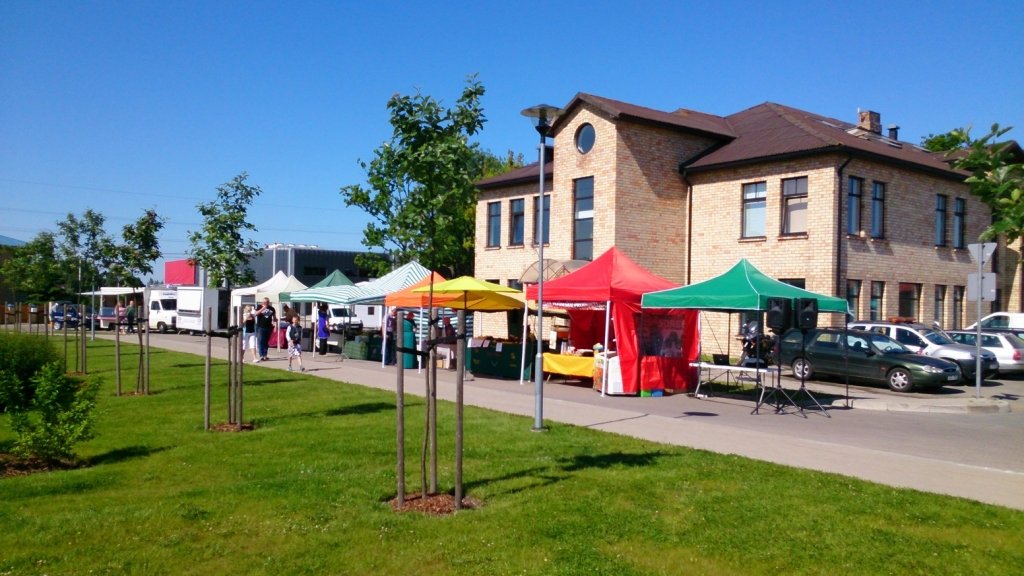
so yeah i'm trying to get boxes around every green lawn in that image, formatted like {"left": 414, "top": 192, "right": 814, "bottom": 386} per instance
{"left": 1, "top": 337, "right": 1022, "bottom": 575}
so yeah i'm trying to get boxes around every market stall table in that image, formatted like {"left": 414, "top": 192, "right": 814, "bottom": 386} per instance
{"left": 689, "top": 361, "right": 779, "bottom": 398}
{"left": 543, "top": 352, "right": 595, "bottom": 381}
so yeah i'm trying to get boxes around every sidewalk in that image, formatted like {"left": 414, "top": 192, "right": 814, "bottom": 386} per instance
{"left": 139, "top": 333, "right": 1024, "bottom": 510}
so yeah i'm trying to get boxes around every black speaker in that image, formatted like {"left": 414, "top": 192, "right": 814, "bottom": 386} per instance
{"left": 797, "top": 298, "right": 818, "bottom": 330}
{"left": 766, "top": 297, "right": 792, "bottom": 331}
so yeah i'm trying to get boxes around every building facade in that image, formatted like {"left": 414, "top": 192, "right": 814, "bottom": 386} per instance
{"left": 476, "top": 94, "right": 1020, "bottom": 352}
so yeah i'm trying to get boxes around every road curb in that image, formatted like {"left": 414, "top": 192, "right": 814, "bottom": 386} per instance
{"left": 844, "top": 397, "right": 1011, "bottom": 414}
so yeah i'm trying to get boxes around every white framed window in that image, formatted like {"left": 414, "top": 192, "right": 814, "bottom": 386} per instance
{"left": 742, "top": 182, "right": 766, "bottom": 238}
{"left": 782, "top": 177, "right": 808, "bottom": 235}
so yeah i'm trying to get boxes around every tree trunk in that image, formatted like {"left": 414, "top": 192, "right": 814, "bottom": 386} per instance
{"left": 455, "top": 309, "right": 466, "bottom": 509}
{"left": 429, "top": 307, "right": 438, "bottom": 494}
{"left": 396, "top": 316, "right": 406, "bottom": 506}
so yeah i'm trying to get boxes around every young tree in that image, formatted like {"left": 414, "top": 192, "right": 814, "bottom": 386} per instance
{"left": 188, "top": 173, "right": 262, "bottom": 429}
{"left": 187, "top": 172, "right": 263, "bottom": 288}
{"left": 950, "top": 124, "right": 1024, "bottom": 242}
{"left": 56, "top": 209, "right": 113, "bottom": 293}
{"left": 107, "top": 209, "right": 165, "bottom": 393}
{"left": 340, "top": 75, "right": 490, "bottom": 278}
{"left": 0, "top": 233, "right": 68, "bottom": 302}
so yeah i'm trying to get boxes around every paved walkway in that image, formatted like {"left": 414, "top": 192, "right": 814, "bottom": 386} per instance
{"left": 135, "top": 333, "right": 1024, "bottom": 511}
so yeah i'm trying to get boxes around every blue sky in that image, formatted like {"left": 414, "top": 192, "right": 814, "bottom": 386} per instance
{"left": 2, "top": 1, "right": 1021, "bottom": 280}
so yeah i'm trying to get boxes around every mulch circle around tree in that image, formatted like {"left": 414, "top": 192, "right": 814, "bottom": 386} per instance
{"left": 388, "top": 493, "right": 482, "bottom": 515}
{"left": 0, "top": 453, "right": 80, "bottom": 478}
{"left": 209, "top": 423, "right": 255, "bottom": 432}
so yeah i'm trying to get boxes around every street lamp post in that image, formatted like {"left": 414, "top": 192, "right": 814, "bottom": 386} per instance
{"left": 522, "top": 104, "right": 562, "bottom": 431}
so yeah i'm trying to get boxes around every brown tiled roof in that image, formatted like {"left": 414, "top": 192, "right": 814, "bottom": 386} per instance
{"left": 475, "top": 146, "right": 553, "bottom": 189}
{"left": 553, "top": 93, "right": 736, "bottom": 139}
{"left": 686, "top": 102, "right": 966, "bottom": 179}
{"left": 476, "top": 97, "right": 974, "bottom": 190}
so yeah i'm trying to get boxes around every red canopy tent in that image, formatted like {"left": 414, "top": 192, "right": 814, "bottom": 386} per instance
{"left": 526, "top": 247, "right": 699, "bottom": 395}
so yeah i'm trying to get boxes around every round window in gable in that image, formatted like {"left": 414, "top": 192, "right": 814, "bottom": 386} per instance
{"left": 575, "top": 123, "right": 596, "bottom": 154}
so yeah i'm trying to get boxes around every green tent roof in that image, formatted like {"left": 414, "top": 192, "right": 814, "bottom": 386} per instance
{"left": 279, "top": 269, "right": 353, "bottom": 301}
{"left": 641, "top": 258, "right": 849, "bottom": 314}
{"left": 309, "top": 269, "right": 354, "bottom": 288}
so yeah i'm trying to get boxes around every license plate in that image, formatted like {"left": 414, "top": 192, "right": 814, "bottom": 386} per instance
{"left": 947, "top": 375, "right": 958, "bottom": 381}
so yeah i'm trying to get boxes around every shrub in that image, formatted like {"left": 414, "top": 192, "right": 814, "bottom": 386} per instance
{"left": 6, "top": 362, "right": 101, "bottom": 463}
{"left": 0, "top": 332, "right": 59, "bottom": 412}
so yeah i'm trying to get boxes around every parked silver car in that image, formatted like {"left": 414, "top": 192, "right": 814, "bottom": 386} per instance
{"left": 947, "top": 330, "right": 1024, "bottom": 375}
{"left": 847, "top": 321, "right": 998, "bottom": 382}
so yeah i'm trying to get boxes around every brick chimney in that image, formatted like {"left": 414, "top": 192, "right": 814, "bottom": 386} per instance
{"left": 887, "top": 124, "right": 900, "bottom": 140}
{"left": 857, "top": 110, "right": 882, "bottom": 134}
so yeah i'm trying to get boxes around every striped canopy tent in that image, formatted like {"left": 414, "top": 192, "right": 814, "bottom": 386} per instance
{"left": 288, "top": 284, "right": 372, "bottom": 305}
{"left": 347, "top": 261, "right": 432, "bottom": 305}
{"left": 384, "top": 272, "right": 450, "bottom": 307}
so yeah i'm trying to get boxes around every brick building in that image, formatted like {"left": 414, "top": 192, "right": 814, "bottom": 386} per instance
{"left": 475, "top": 93, "right": 1021, "bottom": 353}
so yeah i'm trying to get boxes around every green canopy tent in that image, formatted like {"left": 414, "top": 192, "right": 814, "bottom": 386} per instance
{"left": 641, "top": 258, "right": 848, "bottom": 313}
{"left": 279, "top": 269, "right": 353, "bottom": 302}
{"left": 642, "top": 258, "right": 850, "bottom": 414}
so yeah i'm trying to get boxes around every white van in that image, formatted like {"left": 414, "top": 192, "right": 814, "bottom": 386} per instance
{"left": 968, "top": 312, "right": 1024, "bottom": 331}
{"left": 146, "top": 289, "right": 178, "bottom": 333}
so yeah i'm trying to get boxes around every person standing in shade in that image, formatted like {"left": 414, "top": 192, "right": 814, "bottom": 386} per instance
{"left": 384, "top": 307, "right": 397, "bottom": 365}
{"left": 116, "top": 300, "right": 127, "bottom": 333}
{"left": 126, "top": 299, "right": 136, "bottom": 333}
{"left": 316, "top": 303, "right": 330, "bottom": 355}
{"left": 287, "top": 315, "right": 305, "bottom": 372}
{"left": 242, "top": 305, "right": 258, "bottom": 362}
{"left": 255, "top": 297, "right": 276, "bottom": 361}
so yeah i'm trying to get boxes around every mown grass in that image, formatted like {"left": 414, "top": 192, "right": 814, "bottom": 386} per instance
{"left": 1, "top": 336, "right": 1022, "bottom": 575}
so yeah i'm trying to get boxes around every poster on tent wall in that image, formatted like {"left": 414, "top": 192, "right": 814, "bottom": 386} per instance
{"left": 638, "top": 309, "right": 699, "bottom": 394}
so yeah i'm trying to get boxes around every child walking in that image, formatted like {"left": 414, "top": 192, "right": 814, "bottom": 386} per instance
{"left": 287, "top": 315, "right": 305, "bottom": 372}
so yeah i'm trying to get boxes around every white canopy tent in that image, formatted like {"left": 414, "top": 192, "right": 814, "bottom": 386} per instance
{"left": 230, "top": 271, "right": 306, "bottom": 312}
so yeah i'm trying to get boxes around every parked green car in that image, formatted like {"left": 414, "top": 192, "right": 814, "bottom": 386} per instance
{"left": 780, "top": 328, "right": 961, "bottom": 392}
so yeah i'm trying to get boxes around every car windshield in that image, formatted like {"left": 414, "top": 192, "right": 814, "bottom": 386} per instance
{"left": 919, "top": 328, "right": 954, "bottom": 345}
{"left": 866, "top": 333, "right": 908, "bottom": 354}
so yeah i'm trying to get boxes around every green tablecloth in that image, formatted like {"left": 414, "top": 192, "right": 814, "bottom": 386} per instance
{"left": 470, "top": 340, "right": 534, "bottom": 380}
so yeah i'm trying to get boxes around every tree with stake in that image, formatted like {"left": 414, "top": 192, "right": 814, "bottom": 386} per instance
{"left": 188, "top": 172, "right": 263, "bottom": 430}
{"left": 342, "top": 76, "right": 489, "bottom": 507}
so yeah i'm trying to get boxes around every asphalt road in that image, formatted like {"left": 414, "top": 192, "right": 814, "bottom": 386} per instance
{"left": 81, "top": 330, "right": 1024, "bottom": 510}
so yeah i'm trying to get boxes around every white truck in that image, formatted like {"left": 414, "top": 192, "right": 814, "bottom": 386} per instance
{"left": 176, "top": 286, "right": 231, "bottom": 334}
{"left": 145, "top": 288, "right": 178, "bottom": 333}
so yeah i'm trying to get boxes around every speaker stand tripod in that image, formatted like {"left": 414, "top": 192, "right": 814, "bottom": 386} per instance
{"left": 790, "top": 332, "right": 829, "bottom": 418}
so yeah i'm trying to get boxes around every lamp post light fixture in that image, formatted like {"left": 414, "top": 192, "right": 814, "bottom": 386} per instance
{"left": 521, "top": 103, "right": 562, "bottom": 431}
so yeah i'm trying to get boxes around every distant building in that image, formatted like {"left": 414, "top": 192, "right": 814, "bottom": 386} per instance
{"left": 245, "top": 244, "right": 377, "bottom": 286}
{"left": 171, "top": 245, "right": 381, "bottom": 288}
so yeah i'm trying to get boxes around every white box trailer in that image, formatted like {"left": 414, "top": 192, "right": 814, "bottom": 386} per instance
{"left": 353, "top": 303, "right": 382, "bottom": 330}
{"left": 145, "top": 287, "right": 178, "bottom": 333}
{"left": 176, "top": 287, "right": 230, "bottom": 333}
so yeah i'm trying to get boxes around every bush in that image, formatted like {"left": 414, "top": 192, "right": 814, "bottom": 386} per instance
{"left": 0, "top": 332, "right": 59, "bottom": 412}
{"left": 6, "top": 362, "right": 101, "bottom": 462}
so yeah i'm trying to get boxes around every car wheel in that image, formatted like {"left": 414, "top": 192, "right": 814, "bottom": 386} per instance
{"left": 791, "top": 358, "right": 813, "bottom": 380}
{"left": 157, "top": 322, "right": 168, "bottom": 334}
{"left": 887, "top": 367, "right": 914, "bottom": 392}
